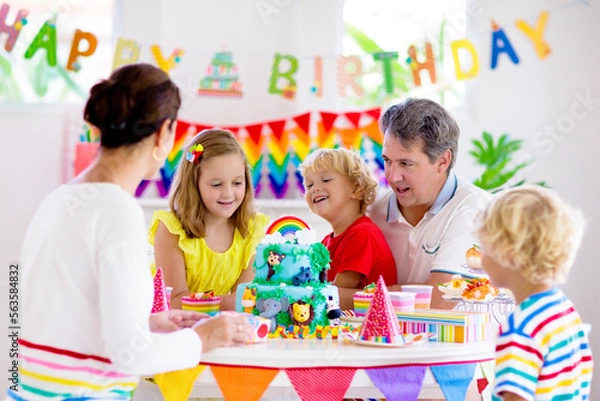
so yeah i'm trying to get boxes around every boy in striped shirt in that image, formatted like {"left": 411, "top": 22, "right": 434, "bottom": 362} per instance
{"left": 476, "top": 186, "right": 593, "bottom": 401}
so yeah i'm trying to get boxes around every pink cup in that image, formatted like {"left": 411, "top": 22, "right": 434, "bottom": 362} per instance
{"left": 400, "top": 285, "right": 433, "bottom": 309}
{"left": 389, "top": 292, "right": 416, "bottom": 313}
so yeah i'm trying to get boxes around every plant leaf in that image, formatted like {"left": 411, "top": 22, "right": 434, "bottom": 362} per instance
{"left": 29, "top": 57, "right": 50, "bottom": 98}
{"left": 345, "top": 24, "right": 384, "bottom": 53}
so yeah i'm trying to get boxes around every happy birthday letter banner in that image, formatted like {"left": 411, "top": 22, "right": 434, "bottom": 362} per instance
{"left": 124, "top": 107, "right": 383, "bottom": 199}
{"left": 1, "top": 1, "right": 574, "bottom": 100}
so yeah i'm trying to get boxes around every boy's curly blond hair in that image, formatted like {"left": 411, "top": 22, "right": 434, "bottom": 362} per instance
{"left": 299, "top": 148, "right": 378, "bottom": 214}
{"left": 476, "top": 186, "right": 585, "bottom": 284}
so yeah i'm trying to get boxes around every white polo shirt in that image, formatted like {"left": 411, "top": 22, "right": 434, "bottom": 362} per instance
{"left": 368, "top": 173, "right": 492, "bottom": 284}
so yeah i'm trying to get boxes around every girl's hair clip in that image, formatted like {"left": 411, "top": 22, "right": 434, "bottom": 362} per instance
{"left": 186, "top": 143, "right": 204, "bottom": 164}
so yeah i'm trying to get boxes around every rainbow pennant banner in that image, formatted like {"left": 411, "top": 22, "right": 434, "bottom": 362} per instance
{"left": 125, "top": 108, "right": 382, "bottom": 199}
{"left": 242, "top": 123, "right": 266, "bottom": 196}
{"left": 267, "top": 153, "right": 290, "bottom": 199}
{"left": 266, "top": 120, "right": 292, "bottom": 198}
{"left": 290, "top": 113, "right": 312, "bottom": 194}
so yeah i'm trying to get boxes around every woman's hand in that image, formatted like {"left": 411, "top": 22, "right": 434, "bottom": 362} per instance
{"left": 192, "top": 313, "right": 253, "bottom": 353}
{"left": 149, "top": 310, "right": 208, "bottom": 333}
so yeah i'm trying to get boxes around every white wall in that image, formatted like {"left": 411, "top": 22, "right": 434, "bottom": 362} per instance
{"left": 457, "top": 1, "right": 600, "bottom": 396}
{"left": 1, "top": 0, "right": 599, "bottom": 397}
{"left": 114, "top": 0, "right": 345, "bottom": 124}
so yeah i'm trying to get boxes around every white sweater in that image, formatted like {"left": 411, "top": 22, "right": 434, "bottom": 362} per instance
{"left": 16, "top": 183, "right": 201, "bottom": 400}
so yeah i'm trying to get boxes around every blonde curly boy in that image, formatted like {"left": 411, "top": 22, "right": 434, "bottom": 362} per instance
{"left": 476, "top": 186, "right": 592, "bottom": 401}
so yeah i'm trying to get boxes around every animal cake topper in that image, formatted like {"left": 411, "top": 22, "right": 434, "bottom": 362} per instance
{"left": 266, "top": 250, "right": 286, "bottom": 281}
{"left": 289, "top": 299, "right": 314, "bottom": 326}
{"left": 326, "top": 295, "right": 342, "bottom": 326}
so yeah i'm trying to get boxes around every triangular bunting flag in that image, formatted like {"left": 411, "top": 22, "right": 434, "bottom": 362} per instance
{"left": 242, "top": 141, "right": 263, "bottom": 162}
{"left": 478, "top": 360, "right": 495, "bottom": 399}
{"left": 267, "top": 154, "right": 290, "bottom": 174}
{"left": 291, "top": 125, "right": 310, "bottom": 146}
{"left": 267, "top": 141, "right": 291, "bottom": 165}
{"left": 319, "top": 111, "right": 339, "bottom": 133}
{"left": 154, "top": 365, "right": 207, "bottom": 401}
{"left": 293, "top": 112, "right": 311, "bottom": 135}
{"left": 268, "top": 178, "right": 289, "bottom": 199}
{"left": 266, "top": 130, "right": 291, "bottom": 156}
{"left": 245, "top": 123, "right": 264, "bottom": 145}
{"left": 365, "top": 107, "right": 382, "bottom": 121}
{"left": 344, "top": 111, "right": 361, "bottom": 128}
{"left": 175, "top": 120, "right": 191, "bottom": 138}
{"left": 155, "top": 179, "right": 169, "bottom": 198}
{"left": 362, "top": 119, "right": 384, "bottom": 144}
{"left": 135, "top": 180, "right": 150, "bottom": 197}
{"left": 430, "top": 363, "right": 476, "bottom": 401}
{"left": 286, "top": 367, "right": 356, "bottom": 401}
{"left": 193, "top": 124, "right": 212, "bottom": 135}
{"left": 250, "top": 155, "right": 264, "bottom": 192}
{"left": 358, "top": 276, "right": 403, "bottom": 344}
{"left": 336, "top": 127, "right": 363, "bottom": 150}
{"left": 366, "top": 366, "right": 426, "bottom": 401}
{"left": 151, "top": 267, "right": 169, "bottom": 313}
{"left": 477, "top": 377, "right": 489, "bottom": 394}
{"left": 254, "top": 181, "right": 262, "bottom": 197}
{"left": 211, "top": 366, "right": 279, "bottom": 401}
{"left": 290, "top": 139, "right": 311, "bottom": 163}
{"left": 268, "top": 119, "right": 287, "bottom": 141}
{"left": 136, "top": 179, "right": 169, "bottom": 198}
{"left": 316, "top": 122, "right": 337, "bottom": 149}
{"left": 295, "top": 170, "right": 305, "bottom": 194}
{"left": 222, "top": 126, "right": 241, "bottom": 140}
{"left": 159, "top": 168, "right": 173, "bottom": 196}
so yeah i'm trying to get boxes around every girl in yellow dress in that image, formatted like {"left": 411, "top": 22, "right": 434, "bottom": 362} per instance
{"left": 149, "top": 129, "right": 269, "bottom": 310}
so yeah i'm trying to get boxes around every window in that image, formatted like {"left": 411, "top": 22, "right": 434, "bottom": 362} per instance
{"left": 343, "top": 0, "right": 468, "bottom": 111}
{"left": 0, "top": 0, "right": 113, "bottom": 102}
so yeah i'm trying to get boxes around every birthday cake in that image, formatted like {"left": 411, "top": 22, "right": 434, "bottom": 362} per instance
{"left": 235, "top": 216, "right": 341, "bottom": 335}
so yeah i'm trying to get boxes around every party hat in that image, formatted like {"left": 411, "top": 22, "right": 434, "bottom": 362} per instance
{"left": 358, "top": 276, "right": 404, "bottom": 344}
{"left": 152, "top": 267, "right": 170, "bottom": 313}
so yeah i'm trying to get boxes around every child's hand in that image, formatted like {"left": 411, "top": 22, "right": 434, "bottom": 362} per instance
{"left": 149, "top": 310, "right": 208, "bottom": 333}
{"left": 192, "top": 313, "right": 253, "bottom": 353}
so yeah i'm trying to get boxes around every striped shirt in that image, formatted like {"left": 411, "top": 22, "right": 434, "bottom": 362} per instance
{"left": 492, "top": 287, "right": 593, "bottom": 401}
{"left": 8, "top": 339, "right": 137, "bottom": 400}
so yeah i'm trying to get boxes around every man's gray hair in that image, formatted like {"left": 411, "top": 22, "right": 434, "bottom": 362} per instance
{"left": 380, "top": 98, "right": 459, "bottom": 170}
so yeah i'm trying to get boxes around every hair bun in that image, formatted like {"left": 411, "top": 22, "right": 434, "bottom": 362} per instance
{"left": 83, "top": 63, "right": 181, "bottom": 149}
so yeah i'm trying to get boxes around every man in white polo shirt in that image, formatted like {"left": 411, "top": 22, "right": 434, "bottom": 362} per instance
{"left": 369, "top": 98, "right": 491, "bottom": 309}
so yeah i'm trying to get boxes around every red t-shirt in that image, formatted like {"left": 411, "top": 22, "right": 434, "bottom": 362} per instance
{"left": 322, "top": 215, "right": 397, "bottom": 288}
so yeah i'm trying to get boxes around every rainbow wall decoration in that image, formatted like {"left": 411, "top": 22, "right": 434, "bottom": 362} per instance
{"left": 75, "top": 108, "right": 383, "bottom": 199}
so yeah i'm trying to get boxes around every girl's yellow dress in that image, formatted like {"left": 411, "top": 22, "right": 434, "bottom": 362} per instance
{"left": 148, "top": 210, "right": 269, "bottom": 295}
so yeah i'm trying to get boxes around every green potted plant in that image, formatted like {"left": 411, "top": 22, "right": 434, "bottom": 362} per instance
{"left": 469, "top": 131, "right": 545, "bottom": 192}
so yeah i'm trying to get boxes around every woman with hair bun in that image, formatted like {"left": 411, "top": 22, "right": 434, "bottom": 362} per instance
{"left": 9, "top": 64, "right": 252, "bottom": 401}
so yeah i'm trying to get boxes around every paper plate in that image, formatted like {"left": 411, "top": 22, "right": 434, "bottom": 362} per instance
{"left": 442, "top": 295, "right": 464, "bottom": 301}
{"left": 353, "top": 333, "right": 433, "bottom": 348}
{"left": 340, "top": 315, "right": 364, "bottom": 323}
{"left": 460, "top": 264, "right": 488, "bottom": 275}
